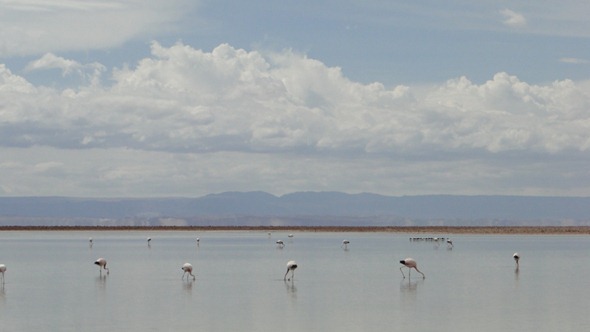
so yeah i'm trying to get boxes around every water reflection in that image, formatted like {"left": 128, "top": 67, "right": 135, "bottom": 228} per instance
{"left": 0, "top": 286, "right": 5, "bottom": 307}
{"left": 284, "top": 280, "right": 297, "bottom": 300}
{"left": 95, "top": 275, "right": 107, "bottom": 291}
{"left": 400, "top": 279, "right": 421, "bottom": 293}
{"left": 183, "top": 280, "right": 194, "bottom": 293}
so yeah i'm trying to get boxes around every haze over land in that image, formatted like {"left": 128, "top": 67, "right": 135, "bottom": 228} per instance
{"left": 1, "top": 192, "right": 589, "bottom": 227}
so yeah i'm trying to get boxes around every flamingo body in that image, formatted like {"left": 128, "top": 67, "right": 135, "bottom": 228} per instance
{"left": 399, "top": 257, "right": 425, "bottom": 279}
{"left": 182, "top": 263, "right": 196, "bottom": 280}
{"left": 0, "top": 264, "right": 6, "bottom": 283}
{"left": 513, "top": 253, "right": 520, "bottom": 268}
{"left": 94, "top": 258, "right": 109, "bottom": 275}
{"left": 284, "top": 260, "right": 298, "bottom": 281}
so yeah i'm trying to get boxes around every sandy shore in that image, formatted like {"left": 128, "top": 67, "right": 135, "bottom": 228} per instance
{"left": 0, "top": 225, "right": 589, "bottom": 234}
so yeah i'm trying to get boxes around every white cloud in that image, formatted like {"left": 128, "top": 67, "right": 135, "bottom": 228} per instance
{"left": 0, "top": 0, "right": 195, "bottom": 56}
{"left": 559, "top": 57, "right": 589, "bottom": 64}
{"left": 1, "top": 42, "right": 590, "bottom": 196}
{"left": 2, "top": 42, "right": 590, "bottom": 157}
{"left": 500, "top": 9, "right": 527, "bottom": 28}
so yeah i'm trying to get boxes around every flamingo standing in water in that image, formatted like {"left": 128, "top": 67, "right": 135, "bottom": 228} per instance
{"left": 513, "top": 253, "right": 520, "bottom": 268}
{"left": 342, "top": 240, "right": 350, "bottom": 249}
{"left": 0, "top": 264, "right": 6, "bottom": 284}
{"left": 182, "top": 263, "right": 196, "bottom": 280}
{"left": 276, "top": 240, "right": 285, "bottom": 248}
{"left": 284, "top": 260, "right": 298, "bottom": 281}
{"left": 399, "top": 258, "right": 425, "bottom": 279}
{"left": 94, "top": 258, "right": 109, "bottom": 275}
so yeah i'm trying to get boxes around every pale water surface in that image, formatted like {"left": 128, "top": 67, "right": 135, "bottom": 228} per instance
{"left": 0, "top": 231, "right": 589, "bottom": 331}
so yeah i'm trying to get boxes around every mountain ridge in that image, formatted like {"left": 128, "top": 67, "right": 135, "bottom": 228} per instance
{"left": 0, "top": 192, "right": 589, "bottom": 227}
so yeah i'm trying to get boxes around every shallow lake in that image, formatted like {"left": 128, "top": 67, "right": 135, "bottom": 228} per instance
{"left": 0, "top": 231, "right": 589, "bottom": 331}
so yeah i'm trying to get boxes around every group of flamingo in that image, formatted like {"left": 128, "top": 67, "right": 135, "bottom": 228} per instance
{"left": 90, "top": 235, "right": 301, "bottom": 281}
{"left": 91, "top": 257, "right": 297, "bottom": 282}
{"left": 1, "top": 236, "right": 522, "bottom": 285}
{"left": 398, "top": 252, "right": 521, "bottom": 279}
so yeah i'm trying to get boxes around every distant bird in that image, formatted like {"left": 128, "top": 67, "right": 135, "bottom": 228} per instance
{"left": 446, "top": 239, "right": 453, "bottom": 248}
{"left": 94, "top": 258, "right": 109, "bottom": 275}
{"left": 276, "top": 240, "right": 285, "bottom": 248}
{"left": 182, "top": 263, "right": 196, "bottom": 280}
{"left": 399, "top": 258, "right": 425, "bottom": 279}
{"left": 89, "top": 237, "right": 93, "bottom": 247}
{"left": 147, "top": 237, "right": 152, "bottom": 246}
{"left": 288, "top": 234, "right": 294, "bottom": 238}
{"left": 0, "top": 264, "right": 6, "bottom": 283}
{"left": 342, "top": 240, "right": 350, "bottom": 249}
{"left": 196, "top": 238, "right": 200, "bottom": 246}
{"left": 513, "top": 253, "right": 520, "bottom": 268}
{"left": 284, "top": 260, "right": 298, "bottom": 281}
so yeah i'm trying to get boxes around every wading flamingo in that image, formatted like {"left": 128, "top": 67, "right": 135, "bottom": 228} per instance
{"left": 399, "top": 258, "right": 425, "bottom": 279}
{"left": 182, "top": 263, "right": 196, "bottom": 280}
{"left": 94, "top": 258, "right": 109, "bottom": 275}
{"left": 284, "top": 260, "right": 298, "bottom": 281}
{"left": 0, "top": 264, "right": 6, "bottom": 284}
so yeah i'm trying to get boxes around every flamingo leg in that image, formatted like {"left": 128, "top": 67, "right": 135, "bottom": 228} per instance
{"left": 399, "top": 266, "right": 406, "bottom": 278}
{"left": 284, "top": 269, "right": 290, "bottom": 281}
{"left": 414, "top": 267, "right": 425, "bottom": 279}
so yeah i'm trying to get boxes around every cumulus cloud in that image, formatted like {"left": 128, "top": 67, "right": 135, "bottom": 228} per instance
{"left": 2, "top": 42, "right": 590, "bottom": 197}
{"left": 25, "top": 53, "right": 106, "bottom": 85}
{"left": 500, "top": 9, "right": 527, "bottom": 28}
{"left": 0, "top": 0, "right": 194, "bottom": 56}
{"left": 1, "top": 42, "right": 590, "bottom": 158}
{"left": 25, "top": 53, "right": 84, "bottom": 75}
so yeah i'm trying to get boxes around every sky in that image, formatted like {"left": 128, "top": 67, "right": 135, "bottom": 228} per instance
{"left": 0, "top": 0, "right": 589, "bottom": 198}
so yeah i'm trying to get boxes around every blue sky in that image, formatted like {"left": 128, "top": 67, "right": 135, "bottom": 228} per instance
{"left": 0, "top": 0, "right": 589, "bottom": 197}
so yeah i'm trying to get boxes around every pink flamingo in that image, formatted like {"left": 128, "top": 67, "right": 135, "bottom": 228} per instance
{"left": 399, "top": 258, "right": 425, "bottom": 279}
{"left": 94, "top": 258, "right": 109, "bottom": 275}
{"left": 182, "top": 263, "right": 196, "bottom": 280}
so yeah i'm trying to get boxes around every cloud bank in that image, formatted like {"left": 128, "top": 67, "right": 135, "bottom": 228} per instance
{"left": 1, "top": 42, "right": 589, "bottom": 197}
{"left": 2, "top": 42, "right": 589, "bottom": 156}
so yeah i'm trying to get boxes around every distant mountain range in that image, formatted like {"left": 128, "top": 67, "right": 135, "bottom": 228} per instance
{"left": 1, "top": 192, "right": 589, "bottom": 227}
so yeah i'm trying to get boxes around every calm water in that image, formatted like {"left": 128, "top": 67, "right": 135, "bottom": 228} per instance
{"left": 0, "top": 231, "right": 589, "bottom": 331}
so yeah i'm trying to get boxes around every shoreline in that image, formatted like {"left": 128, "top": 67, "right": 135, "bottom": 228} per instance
{"left": 1, "top": 225, "right": 589, "bottom": 234}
